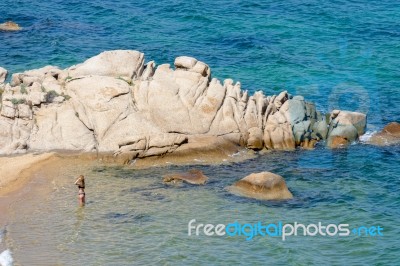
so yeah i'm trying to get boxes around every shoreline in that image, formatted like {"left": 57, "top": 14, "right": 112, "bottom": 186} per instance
{"left": 0, "top": 152, "right": 58, "bottom": 196}
{"left": 0, "top": 141, "right": 396, "bottom": 265}
{"left": 0, "top": 146, "right": 254, "bottom": 240}
{"left": 0, "top": 152, "right": 66, "bottom": 264}
{"left": 0, "top": 146, "right": 255, "bottom": 195}
{"left": 0, "top": 152, "right": 60, "bottom": 229}
{"left": 0, "top": 145, "right": 255, "bottom": 225}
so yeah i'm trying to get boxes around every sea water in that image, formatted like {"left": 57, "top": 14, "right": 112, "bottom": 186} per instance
{"left": 1, "top": 0, "right": 399, "bottom": 126}
{"left": 3, "top": 146, "right": 400, "bottom": 265}
{"left": 1, "top": 0, "right": 399, "bottom": 265}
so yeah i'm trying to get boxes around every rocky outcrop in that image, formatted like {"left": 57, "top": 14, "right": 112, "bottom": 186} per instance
{"left": 0, "top": 50, "right": 368, "bottom": 159}
{"left": 227, "top": 172, "right": 293, "bottom": 200}
{"left": 0, "top": 67, "right": 7, "bottom": 85}
{"left": 327, "top": 110, "right": 367, "bottom": 148}
{"left": 66, "top": 50, "right": 145, "bottom": 82}
{"left": 0, "top": 21, "right": 22, "bottom": 31}
{"left": 383, "top": 122, "right": 400, "bottom": 136}
{"left": 368, "top": 122, "right": 400, "bottom": 146}
{"left": 163, "top": 169, "right": 208, "bottom": 185}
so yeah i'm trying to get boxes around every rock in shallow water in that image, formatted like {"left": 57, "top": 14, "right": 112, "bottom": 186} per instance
{"left": 329, "top": 136, "right": 350, "bottom": 148}
{"left": 163, "top": 169, "right": 208, "bottom": 185}
{"left": 0, "top": 21, "right": 22, "bottom": 31}
{"left": 327, "top": 110, "right": 366, "bottom": 148}
{"left": 228, "top": 172, "right": 293, "bottom": 200}
{"left": 382, "top": 122, "right": 400, "bottom": 137}
{"left": 368, "top": 122, "right": 400, "bottom": 146}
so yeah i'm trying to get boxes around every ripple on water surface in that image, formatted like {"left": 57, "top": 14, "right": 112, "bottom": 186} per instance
{"left": 3, "top": 145, "right": 399, "bottom": 265}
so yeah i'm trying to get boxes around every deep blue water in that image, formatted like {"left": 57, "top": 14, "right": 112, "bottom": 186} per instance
{"left": 1, "top": 0, "right": 400, "bottom": 265}
{"left": 1, "top": 0, "right": 399, "bottom": 125}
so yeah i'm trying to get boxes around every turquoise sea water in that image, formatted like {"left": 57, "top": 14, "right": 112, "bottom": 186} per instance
{"left": 1, "top": 0, "right": 399, "bottom": 265}
{"left": 1, "top": 0, "right": 400, "bottom": 124}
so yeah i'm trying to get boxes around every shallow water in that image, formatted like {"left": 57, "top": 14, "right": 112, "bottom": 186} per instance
{"left": 1, "top": 0, "right": 400, "bottom": 265}
{"left": 2, "top": 144, "right": 399, "bottom": 265}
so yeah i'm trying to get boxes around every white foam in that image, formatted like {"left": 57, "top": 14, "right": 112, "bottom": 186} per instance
{"left": 229, "top": 151, "right": 241, "bottom": 157}
{"left": 0, "top": 249, "right": 13, "bottom": 266}
{"left": 359, "top": 130, "right": 377, "bottom": 142}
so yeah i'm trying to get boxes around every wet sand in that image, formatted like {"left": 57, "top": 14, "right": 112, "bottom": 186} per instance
{"left": 0, "top": 148, "right": 254, "bottom": 226}
{"left": 0, "top": 145, "right": 255, "bottom": 226}
{"left": 0, "top": 153, "right": 61, "bottom": 228}
{"left": 0, "top": 153, "right": 57, "bottom": 195}
{"left": 0, "top": 147, "right": 255, "bottom": 264}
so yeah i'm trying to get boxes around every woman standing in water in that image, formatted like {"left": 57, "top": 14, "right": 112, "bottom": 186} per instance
{"left": 74, "top": 175, "right": 85, "bottom": 206}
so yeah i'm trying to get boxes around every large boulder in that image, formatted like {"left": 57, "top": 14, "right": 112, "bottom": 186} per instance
{"left": 327, "top": 110, "right": 366, "bottom": 148}
{"left": 381, "top": 122, "right": 400, "bottom": 137}
{"left": 263, "top": 122, "right": 295, "bottom": 150}
{"left": 262, "top": 93, "right": 320, "bottom": 150}
{"left": 28, "top": 103, "right": 97, "bottom": 151}
{"left": 114, "top": 133, "right": 188, "bottom": 160}
{"left": 65, "top": 75, "right": 134, "bottom": 151}
{"left": 65, "top": 75, "right": 188, "bottom": 156}
{"left": 247, "top": 127, "right": 264, "bottom": 150}
{"left": 312, "top": 119, "right": 328, "bottom": 140}
{"left": 207, "top": 79, "right": 254, "bottom": 145}
{"left": 368, "top": 122, "right": 400, "bottom": 146}
{"left": 0, "top": 21, "right": 22, "bottom": 31}
{"left": 67, "top": 50, "right": 145, "bottom": 82}
{"left": 163, "top": 169, "right": 208, "bottom": 185}
{"left": 174, "top": 56, "right": 210, "bottom": 77}
{"left": 329, "top": 136, "right": 350, "bottom": 148}
{"left": 132, "top": 62, "right": 225, "bottom": 135}
{"left": 284, "top": 97, "right": 306, "bottom": 125}
{"left": 262, "top": 92, "right": 296, "bottom": 150}
{"left": 0, "top": 67, "right": 7, "bottom": 84}
{"left": 283, "top": 98, "right": 318, "bottom": 148}
{"left": 0, "top": 101, "right": 16, "bottom": 118}
{"left": 0, "top": 116, "right": 33, "bottom": 154}
{"left": 10, "top": 65, "right": 61, "bottom": 87}
{"left": 228, "top": 172, "right": 293, "bottom": 200}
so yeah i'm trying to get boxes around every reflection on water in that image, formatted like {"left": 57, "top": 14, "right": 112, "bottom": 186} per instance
{"left": 69, "top": 207, "right": 85, "bottom": 244}
{"left": 4, "top": 145, "right": 400, "bottom": 265}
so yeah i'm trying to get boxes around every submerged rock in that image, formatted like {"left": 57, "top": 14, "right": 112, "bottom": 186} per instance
{"left": 163, "top": 169, "right": 208, "bottom": 185}
{"left": 0, "top": 21, "right": 22, "bottom": 31}
{"left": 368, "top": 122, "right": 400, "bottom": 146}
{"left": 329, "top": 136, "right": 349, "bottom": 148}
{"left": 228, "top": 172, "right": 293, "bottom": 200}
{"left": 381, "top": 122, "right": 400, "bottom": 137}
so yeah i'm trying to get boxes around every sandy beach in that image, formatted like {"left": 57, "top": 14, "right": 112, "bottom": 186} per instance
{"left": 0, "top": 153, "right": 57, "bottom": 196}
